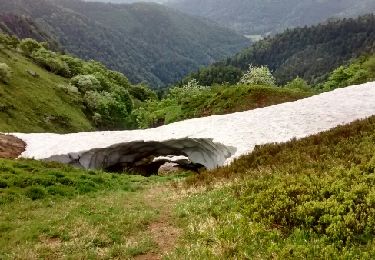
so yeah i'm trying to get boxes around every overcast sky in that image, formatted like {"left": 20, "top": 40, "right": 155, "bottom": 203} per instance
{"left": 84, "top": 0, "right": 171, "bottom": 3}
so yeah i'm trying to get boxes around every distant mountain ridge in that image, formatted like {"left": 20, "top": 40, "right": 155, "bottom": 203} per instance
{"left": 0, "top": 0, "right": 249, "bottom": 88}
{"left": 184, "top": 14, "right": 375, "bottom": 86}
{"left": 168, "top": 0, "right": 375, "bottom": 35}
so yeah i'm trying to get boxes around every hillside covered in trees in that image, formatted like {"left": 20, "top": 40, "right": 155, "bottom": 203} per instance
{"left": 0, "top": 0, "right": 248, "bottom": 88}
{"left": 0, "top": 32, "right": 161, "bottom": 132}
{"left": 184, "top": 15, "right": 375, "bottom": 87}
{"left": 0, "top": 31, "right": 314, "bottom": 133}
{"left": 168, "top": 0, "right": 375, "bottom": 35}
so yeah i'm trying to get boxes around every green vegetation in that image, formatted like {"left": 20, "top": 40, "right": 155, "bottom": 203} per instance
{"left": 4, "top": 112, "right": 375, "bottom": 258}
{"left": 0, "top": 159, "right": 147, "bottom": 204}
{"left": 185, "top": 14, "right": 375, "bottom": 86}
{"left": 0, "top": 35, "right": 92, "bottom": 133}
{"left": 322, "top": 55, "right": 375, "bottom": 90}
{"left": 169, "top": 0, "right": 375, "bottom": 35}
{"left": 0, "top": 33, "right": 314, "bottom": 132}
{"left": 0, "top": 14, "right": 59, "bottom": 50}
{"left": 0, "top": 33, "right": 161, "bottom": 132}
{"left": 239, "top": 65, "right": 276, "bottom": 86}
{"left": 0, "top": 62, "right": 11, "bottom": 84}
{"left": 168, "top": 116, "right": 375, "bottom": 258}
{"left": 0, "top": 158, "right": 187, "bottom": 258}
{"left": 134, "top": 80, "right": 312, "bottom": 128}
{"left": 0, "top": 0, "right": 248, "bottom": 88}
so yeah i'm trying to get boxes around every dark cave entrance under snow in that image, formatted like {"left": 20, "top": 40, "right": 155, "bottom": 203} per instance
{"left": 47, "top": 138, "right": 236, "bottom": 176}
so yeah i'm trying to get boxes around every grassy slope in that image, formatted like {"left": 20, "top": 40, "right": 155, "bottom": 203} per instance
{"left": 2, "top": 115, "right": 375, "bottom": 258}
{"left": 0, "top": 48, "right": 92, "bottom": 133}
{"left": 169, "top": 116, "right": 375, "bottom": 259}
{"left": 0, "top": 158, "right": 187, "bottom": 258}
{"left": 1, "top": 98, "right": 375, "bottom": 258}
{"left": 181, "top": 85, "right": 312, "bottom": 118}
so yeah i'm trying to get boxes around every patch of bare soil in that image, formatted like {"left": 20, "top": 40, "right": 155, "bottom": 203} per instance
{"left": 135, "top": 185, "right": 181, "bottom": 260}
{"left": 0, "top": 134, "right": 25, "bottom": 159}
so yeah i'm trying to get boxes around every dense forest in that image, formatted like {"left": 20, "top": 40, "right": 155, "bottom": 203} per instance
{"left": 0, "top": 0, "right": 248, "bottom": 88}
{"left": 168, "top": 0, "right": 375, "bottom": 35}
{"left": 183, "top": 15, "right": 375, "bottom": 86}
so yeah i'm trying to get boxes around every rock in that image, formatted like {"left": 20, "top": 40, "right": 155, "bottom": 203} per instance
{"left": 9, "top": 82, "right": 375, "bottom": 175}
{"left": 0, "top": 134, "right": 25, "bottom": 159}
{"left": 158, "top": 162, "right": 183, "bottom": 175}
{"left": 26, "top": 69, "right": 39, "bottom": 78}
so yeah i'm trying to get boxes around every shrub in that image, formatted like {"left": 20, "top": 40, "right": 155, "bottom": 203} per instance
{"left": 239, "top": 65, "right": 276, "bottom": 86}
{"left": 31, "top": 48, "right": 71, "bottom": 77}
{"left": 169, "top": 79, "right": 207, "bottom": 103}
{"left": 84, "top": 89, "right": 132, "bottom": 129}
{"left": 25, "top": 186, "right": 47, "bottom": 200}
{"left": 240, "top": 163, "right": 375, "bottom": 244}
{"left": 0, "top": 63, "right": 12, "bottom": 84}
{"left": 129, "top": 84, "right": 157, "bottom": 102}
{"left": 19, "top": 38, "right": 42, "bottom": 57}
{"left": 71, "top": 74, "right": 101, "bottom": 93}
{"left": 322, "top": 55, "right": 375, "bottom": 91}
{"left": 284, "top": 77, "right": 310, "bottom": 90}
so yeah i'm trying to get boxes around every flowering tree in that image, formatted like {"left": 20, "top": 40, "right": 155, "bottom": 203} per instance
{"left": 239, "top": 65, "right": 276, "bottom": 86}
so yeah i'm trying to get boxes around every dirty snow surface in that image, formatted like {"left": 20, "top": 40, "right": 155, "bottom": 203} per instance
{"left": 12, "top": 82, "right": 375, "bottom": 170}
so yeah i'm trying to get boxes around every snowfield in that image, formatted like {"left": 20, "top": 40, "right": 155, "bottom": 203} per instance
{"left": 12, "top": 82, "right": 375, "bottom": 170}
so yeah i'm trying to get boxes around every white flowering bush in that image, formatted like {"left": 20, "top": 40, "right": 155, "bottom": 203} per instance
{"left": 239, "top": 65, "right": 276, "bottom": 86}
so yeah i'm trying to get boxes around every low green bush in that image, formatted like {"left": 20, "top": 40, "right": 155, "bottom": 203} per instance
{"left": 0, "top": 159, "right": 148, "bottom": 203}
{"left": 0, "top": 62, "right": 12, "bottom": 84}
{"left": 25, "top": 186, "right": 47, "bottom": 200}
{"left": 174, "top": 116, "right": 375, "bottom": 258}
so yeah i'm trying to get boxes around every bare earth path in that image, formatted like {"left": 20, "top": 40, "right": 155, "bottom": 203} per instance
{"left": 135, "top": 184, "right": 181, "bottom": 260}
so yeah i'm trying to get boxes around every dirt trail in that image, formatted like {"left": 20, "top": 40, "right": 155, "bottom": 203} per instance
{"left": 0, "top": 134, "right": 25, "bottom": 159}
{"left": 135, "top": 184, "right": 181, "bottom": 260}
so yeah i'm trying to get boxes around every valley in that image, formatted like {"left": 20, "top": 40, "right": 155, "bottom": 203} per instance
{"left": 0, "top": 0, "right": 249, "bottom": 88}
{"left": 0, "top": 1, "right": 375, "bottom": 259}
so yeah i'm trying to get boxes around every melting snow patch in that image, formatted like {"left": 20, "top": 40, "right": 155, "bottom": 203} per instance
{"left": 11, "top": 82, "right": 375, "bottom": 170}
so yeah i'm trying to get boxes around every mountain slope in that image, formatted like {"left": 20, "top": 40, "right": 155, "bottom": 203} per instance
{"left": 0, "top": 0, "right": 249, "bottom": 88}
{"left": 185, "top": 15, "right": 375, "bottom": 86}
{"left": 0, "top": 14, "right": 59, "bottom": 50}
{"left": 168, "top": 0, "right": 375, "bottom": 35}
{"left": 0, "top": 46, "right": 92, "bottom": 133}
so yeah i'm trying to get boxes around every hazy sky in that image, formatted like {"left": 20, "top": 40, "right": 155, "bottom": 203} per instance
{"left": 84, "top": 0, "right": 171, "bottom": 3}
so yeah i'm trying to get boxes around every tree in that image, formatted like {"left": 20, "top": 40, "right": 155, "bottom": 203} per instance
{"left": 0, "top": 63, "right": 12, "bottom": 84}
{"left": 239, "top": 65, "right": 276, "bottom": 86}
{"left": 31, "top": 48, "right": 71, "bottom": 77}
{"left": 19, "top": 38, "right": 42, "bottom": 57}
{"left": 284, "top": 77, "right": 310, "bottom": 90}
{"left": 70, "top": 75, "right": 101, "bottom": 93}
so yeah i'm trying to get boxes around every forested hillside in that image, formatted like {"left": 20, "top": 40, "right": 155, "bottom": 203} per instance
{"left": 0, "top": 14, "right": 59, "bottom": 50}
{"left": 184, "top": 15, "right": 375, "bottom": 86}
{"left": 0, "top": 32, "right": 314, "bottom": 133}
{"left": 168, "top": 0, "right": 375, "bottom": 35}
{"left": 0, "top": 33, "right": 160, "bottom": 132}
{"left": 0, "top": 0, "right": 248, "bottom": 88}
